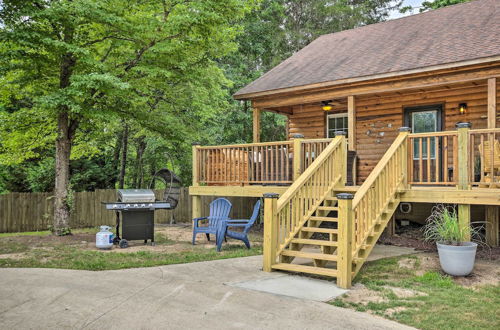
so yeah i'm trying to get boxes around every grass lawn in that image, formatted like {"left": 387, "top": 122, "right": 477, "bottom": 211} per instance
{"left": 0, "top": 225, "right": 262, "bottom": 270}
{"left": 331, "top": 254, "right": 500, "bottom": 330}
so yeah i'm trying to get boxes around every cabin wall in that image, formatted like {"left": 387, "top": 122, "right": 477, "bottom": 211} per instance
{"left": 287, "top": 82, "right": 500, "bottom": 184}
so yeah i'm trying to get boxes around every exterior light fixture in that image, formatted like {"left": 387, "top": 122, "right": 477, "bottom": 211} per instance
{"left": 321, "top": 101, "right": 333, "bottom": 111}
{"left": 458, "top": 103, "right": 467, "bottom": 115}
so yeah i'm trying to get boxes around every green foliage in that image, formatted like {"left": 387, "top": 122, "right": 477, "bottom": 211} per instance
{"left": 423, "top": 204, "right": 467, "bottom": 245}
{"left": 423, "top": 204, "right": 482, "bottom": 245}
{"left": 421, "top": 0, "right": 471, "bottom": 11}
{"left": 0, "top": 0, "right": 402, "bottom": 193}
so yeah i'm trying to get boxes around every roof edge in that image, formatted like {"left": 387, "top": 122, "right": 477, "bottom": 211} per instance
{"left": 234, "top": 55, "right": 500, "bottom": 100}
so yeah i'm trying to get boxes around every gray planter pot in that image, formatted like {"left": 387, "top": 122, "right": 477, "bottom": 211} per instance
{"left": 436, "top": 242, "right": 477, "bottom": 276}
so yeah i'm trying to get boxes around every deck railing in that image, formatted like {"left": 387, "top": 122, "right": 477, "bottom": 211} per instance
{"left": 407, "top": 131, "right": 458, "bottom": 185}
{"left": 408, "top": 127, "right": 500, "bottom": 188}
{"left": 300, "top": 138, "right": 333, "bottom": 173}
{"left": 193, "top": 138, "right": 335, "bottom": 186}
{"left": 469, "top": 128, "right": 500, "bottom": 188}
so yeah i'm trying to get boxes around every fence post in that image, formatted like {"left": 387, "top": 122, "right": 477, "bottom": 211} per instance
{"left": 399, "top": 127, "right": 411, "bottom": 189}
{"left": 263, "top": 193, "right": 279, "bottom": 272}
{"left": 456, "top": 122, "right": 471, "bottom": 241}
{"left": 337, "top": 193, "right": 354, "bottom": 289}
{"left": 191, "top": 142, "right": 202, "bottom": 225}
{"left": 292, "top": 134, "right": 304, "bottom": 181}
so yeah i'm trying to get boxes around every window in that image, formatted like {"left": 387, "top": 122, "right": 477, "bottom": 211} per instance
{"left": 327, "top": 113, "right": 348, "bottom": 138}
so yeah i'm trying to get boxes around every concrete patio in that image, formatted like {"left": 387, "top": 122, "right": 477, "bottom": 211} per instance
{"left": 0, "top": 254, "right": 414, "bottom": 329}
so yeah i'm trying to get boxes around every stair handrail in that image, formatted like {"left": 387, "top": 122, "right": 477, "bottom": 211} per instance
{"left": 274, "top": 135, "right": 347, "bottom": 253}
{"left": 351, "top": 129, "right": 409, "bottom": 253}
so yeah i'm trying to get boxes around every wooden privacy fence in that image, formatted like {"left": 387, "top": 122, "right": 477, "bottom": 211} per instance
{"left": 0, "top": 188, "right": 257, "bottom": 233}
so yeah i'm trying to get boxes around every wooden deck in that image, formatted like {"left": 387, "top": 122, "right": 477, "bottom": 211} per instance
{"left": 190, "top": 127, "right": 500, "bottom": 288}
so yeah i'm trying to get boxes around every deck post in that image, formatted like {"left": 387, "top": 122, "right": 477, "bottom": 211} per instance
{"left": 486, "top": 78, "right": 499, "bottom": 246}
{"left": 456, "top": 122, "right": 471, "bottom": 241}
{"left": 347, "top": 96, "right": 356, "bottom": 151}
{"left": 337, "top": 193, "right": 354, "bottom": 289}
{"left": 191, "top": 142, "right": 202, "bottom": 224}
{"left": 485, "top": 206, "right": 499, "bottom": 247}
{"left": 253, "top": 108, "right": 261, "bottom": 143}
{"left": 263, "top": 193, "right": 279, "bottom": 272}
{"left": 399, "top": 127, "right": 411, "bottom": 189}
{"left": 335, "top": 131, "right": 348, "bottom": 185}
{"left": 292, "top": 134, "right": 304, "bottom": 181}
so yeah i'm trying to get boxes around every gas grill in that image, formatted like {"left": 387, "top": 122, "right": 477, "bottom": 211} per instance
{"left": 102, "top": 168, "right": 181, "bottom": 247}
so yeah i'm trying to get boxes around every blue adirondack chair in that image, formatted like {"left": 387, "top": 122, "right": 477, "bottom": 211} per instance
{"left": 192, "top": 198, "right": 232, "bottom": 245}
{"left": 216, "top": 200, "right": 261, "bottom": 252}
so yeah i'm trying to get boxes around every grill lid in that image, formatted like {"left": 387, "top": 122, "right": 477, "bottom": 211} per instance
{"left": 117, "top": 189, "right": 156, "bottom": 203}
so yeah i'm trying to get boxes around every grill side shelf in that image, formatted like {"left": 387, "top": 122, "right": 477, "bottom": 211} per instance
{"left": 101, "top": 202, "right": 172, "bottom": 210}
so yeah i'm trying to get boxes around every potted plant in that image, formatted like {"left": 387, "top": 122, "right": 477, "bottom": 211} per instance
{"left": 423, "top": 205, "right": 478, "bottom": 276}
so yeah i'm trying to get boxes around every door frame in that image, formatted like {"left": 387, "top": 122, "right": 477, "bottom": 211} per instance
{"left": 403, "top": 103, "right": 444, "bottom": 132}
{"left": 403, "top": 103, "right": 445, "bottom": 183}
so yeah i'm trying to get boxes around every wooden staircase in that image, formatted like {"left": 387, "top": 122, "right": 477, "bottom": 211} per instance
{"left": 263, "top": 129, "right": 410, "bottom": 288}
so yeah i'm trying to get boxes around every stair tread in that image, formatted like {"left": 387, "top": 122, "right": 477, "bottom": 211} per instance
{"left": 300, "top": 227, "right": 338, "bottom": 234}
{"left": 310, "top": 216, "right": 338, "bottom": 222}
{"left": 317, "top": 206, "right": 339, "bottom": 211}
{"left": 272, "top": 263, "right": 338, "bottom": 277}
{"left": 291, "top": 238, "right": 338, "bottom": 246}
{"left": 324, "top": 196, "right": 338, "bottom": 201}
{"left": 281, "top": 250, "right": 338, "bottom": 261}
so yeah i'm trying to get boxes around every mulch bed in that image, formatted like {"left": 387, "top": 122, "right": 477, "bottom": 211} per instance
{"left": 379, "top": 223, "right": 500, "bottom": 261}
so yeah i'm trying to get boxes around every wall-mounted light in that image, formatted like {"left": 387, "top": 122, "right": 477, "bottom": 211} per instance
{"left": 321, "top": 101, "right": 333, "bottom": 111}
{"left": 458, "top": 103, "right": 467, "bottom": 115}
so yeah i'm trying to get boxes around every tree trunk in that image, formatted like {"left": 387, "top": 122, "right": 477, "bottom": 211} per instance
{"left": 119, "top": 124, "right": 129, "bottom": 189}
{"left": 133, "top": 136, "right": 147, "bottom": 188}
{"left": 110, "top": 130, "right": 123, "bottom": 187}
{"left": 53, "top": 111, "right": 72, "bottom": 235}
{"left": 53, "top": 44, "right": 76, "bottom": 235}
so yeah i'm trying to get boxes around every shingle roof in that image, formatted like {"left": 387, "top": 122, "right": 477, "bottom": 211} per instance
{"left": 235, "top": 0, "right": 500, "bottom": 98}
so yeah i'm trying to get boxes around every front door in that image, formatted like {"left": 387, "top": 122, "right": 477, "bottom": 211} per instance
{"left": 404, "top": 105, "right": 443, "bottom": 182}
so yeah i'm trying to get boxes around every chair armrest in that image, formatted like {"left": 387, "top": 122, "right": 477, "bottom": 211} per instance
{"left": 193, "top": 217, "right": 208, "bottom": 224}
{"left": 224, "top": 219, "right": 250, "bottom": 223}
{"left": 225, "top": 223, "right": 248, "bottom": 228}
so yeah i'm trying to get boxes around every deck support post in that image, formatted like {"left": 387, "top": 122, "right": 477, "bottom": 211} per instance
{"left": 263, "top": 193, "right": 279, "bottom": 272}
{"left": 486, "top": 206, "right": 499, "bottom": 247}
{"left": 191, "top": 142, "right": 201, "bottom": 226}
{"left": 253, "top": 108, "right": 261, "bottom": 143}
{"left": 337, "top": 193, "right": 354, "bottom": 289}
{"left": 399, "top": 127, "right": 411, "bottom": 189}
{"left": 292, "top": 134, "right": 304, "bottom": 181}
{"left": 485, "top": 79, "right": 499, "bottom": 246}
{"left": 456, "top": 123, "right": 471, "bottom": 241}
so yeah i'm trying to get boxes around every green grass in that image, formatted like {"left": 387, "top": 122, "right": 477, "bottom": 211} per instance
{"left": 0, "top": 245, "right": 262, "bottom": 270}
{"left": 332, "top": 256, "right": 500, "bottom": 330}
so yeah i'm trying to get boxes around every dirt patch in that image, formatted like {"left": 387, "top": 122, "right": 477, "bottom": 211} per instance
{"left": 342, "top": 284, "right": 388, "bottom": 305}
{"left": 383, "top": 286, "right": 427, "bottom": 298}
{"left": 385, "top": 306, "right": 408, "bottom": 316}
{"left": 398, "top": 257, "right": 417, "bottom": 269}
{"left": 0, "top": 253, "right": 28, "bottom": 260}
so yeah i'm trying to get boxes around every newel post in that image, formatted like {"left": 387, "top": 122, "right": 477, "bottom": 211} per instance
{"left": 456, "top": 122, "right": 472, "bottom": 241}
{"left": 399, "top": 127, "right": 411, "bottom": 189}
{"left": 263, "top": 193, "right": 279, "bottom": 272}
{"left": 335, "top": 131, "right": 348, "bottom": 185}
{"left": 337, "top": 193, "right": 354, "bottom": 289}
{"left": 292, "top": 134, "right": 304, "bottom": 181}
{"left": 192, "top": 142, "right": 201, "bottom": 186}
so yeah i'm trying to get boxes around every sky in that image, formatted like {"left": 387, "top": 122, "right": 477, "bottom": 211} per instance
{"left": 389, "top": 0, "right": 425, "bottom": 19}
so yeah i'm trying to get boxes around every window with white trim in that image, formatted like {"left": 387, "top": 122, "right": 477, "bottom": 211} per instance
{"left": 327, "top": 113, "right": 348, "bottom": 138}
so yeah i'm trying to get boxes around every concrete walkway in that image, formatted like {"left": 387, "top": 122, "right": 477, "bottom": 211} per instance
{"left": 0, "top": 256, "right": 413, "bottom": 330}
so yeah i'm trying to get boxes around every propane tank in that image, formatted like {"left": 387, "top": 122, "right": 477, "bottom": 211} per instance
{"left": 96, "top": 226, "right": 114, "bottom": 249}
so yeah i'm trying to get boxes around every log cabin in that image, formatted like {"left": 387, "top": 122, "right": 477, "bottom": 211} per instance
{"left": 190, "top": 0, "right": 500, "bottom": 288}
